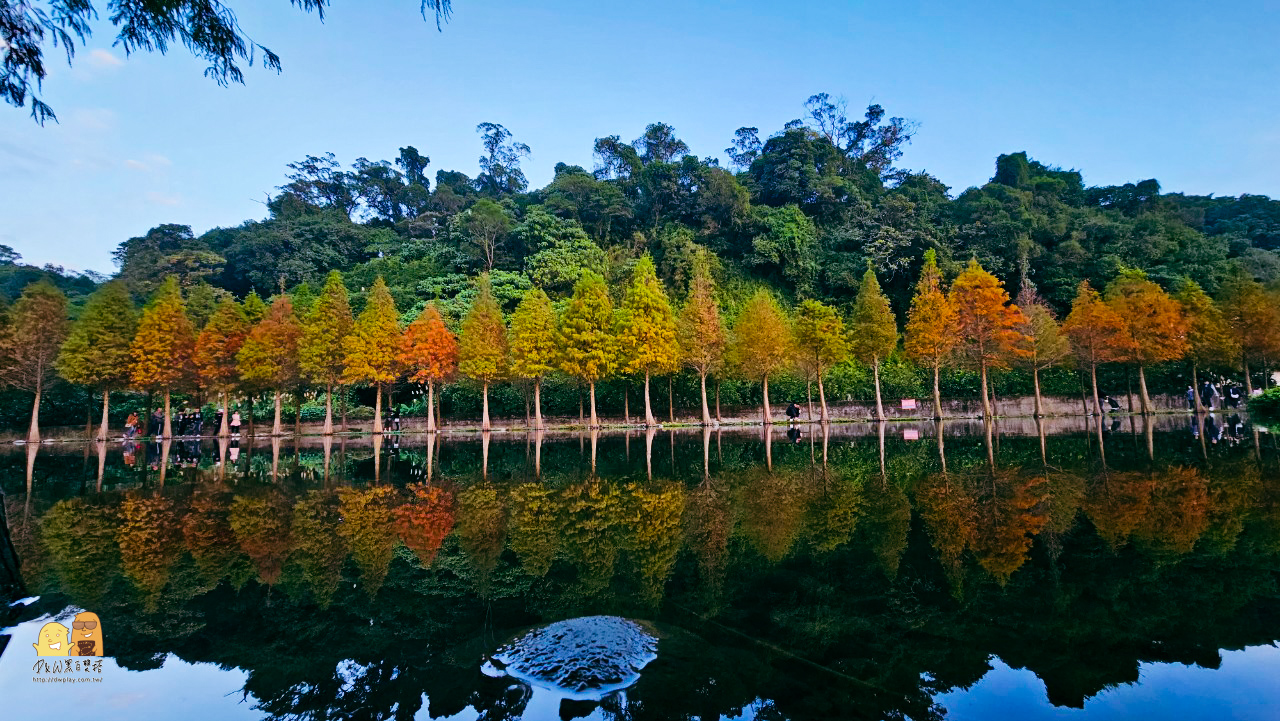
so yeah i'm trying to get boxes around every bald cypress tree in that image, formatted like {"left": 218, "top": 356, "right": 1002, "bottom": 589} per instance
{"left": 847, "top": 263, "right": 897, "bottom": 421}
{"left": 131, "top": 277, "right": 196, "bottom": 439}
{"left": 300, "top": 271, "right": 354, "bottom": 435}
{"left": 558, "top": 271, "right": 616, "bottom": 428}
{"left": 618, "top": 255, "right": 680, "bottom": 426}
{"left": 194, "top": 298, "right": 248, "bottom": 436}
{"left": 238, "top": 295, "right": 302, "bottom": 436}
{"left": 344, "top": 277, "right": 401, "bottom": 434}
{"left": 3, "top": 282, "right": 69, "bottom": 443}
{"left": 57, "top": 281, "right": 136, "bottom": 440}
{"left": 458, "top": 275, "right": 509, "bottom": 431}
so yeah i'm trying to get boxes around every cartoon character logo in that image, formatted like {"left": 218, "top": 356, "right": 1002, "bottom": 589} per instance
{"left": 33, "top": 622, "right": 70, "bottom": 656}
{"left": 69, "top": 612, "right": 104, "bottom": 656}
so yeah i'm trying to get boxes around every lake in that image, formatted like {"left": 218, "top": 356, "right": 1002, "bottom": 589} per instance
{"left": 1, "top": 414, "right": 1277, "bottom": 720}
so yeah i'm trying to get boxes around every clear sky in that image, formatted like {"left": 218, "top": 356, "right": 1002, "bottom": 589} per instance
{"left": 3, "top": 0, "right": 1278, "bottom": 274}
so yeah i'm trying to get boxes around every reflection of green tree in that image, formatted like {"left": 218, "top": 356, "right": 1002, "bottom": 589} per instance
{"left": 337, "top": 486, "right": 399, "bottom": 597}
{"left": 506, "top": 483, "right": 561, "bottom": 577}
{"left": 40, "top": 498, "right": 119, "bottom": 605}
{"left": 1200, "top": 461, "right": 1258, "bottom": 555}
{"left": 805, "top": 473, "right": 864, "bottom": 553}
{"left": 558, "top": 478, "right": 624, "bottom": 595}
{"left": 915, "top": 472, "right": 976, "bottom": 590}
{"left": 683, "top": 479, "right": 732, "bottom": 600}
{"left": 1043, "top": 471, "right": 1087, "bottom": 538}
{"left": 858, "top": 477, "right": 911, "bottom": 578}
{"left": 288, "top": 490, "right": 346, "bottom": 606}
{"left": 1132, "top": 467, "right": 1209, "bottom": 560}
{"left": 183, "top": 492, "right": 253, "bottom": 589}
{"left": 971, "top": 469, "right": 1049, "bottom": 584}
{"left": 394, "top": 483, "right": 456, "bottom": 568}
{"left": 1083, "top": 472, "right": 1154, "bottom": 550}
{"left": 229, "top": 492, "right": 292, "bottom": 585}
{"left": 740, "top": 469, "right": 810, "bottom": 562}
{"left": 621, "top": 481, "right": 685, "bottom": 606}
{"left": 117, "top": 494, "right": 184, "bottom": 607}
{"left": 456, "top": 483, "right": 507, "bottom": 584}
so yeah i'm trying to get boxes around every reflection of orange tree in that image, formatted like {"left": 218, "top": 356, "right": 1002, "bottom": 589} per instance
{"left": 740, "top": 469, "right": 810, "bottom": 563}
{"left": 394, "top": 483, "right": 456, "bottom": 568}
{"left": 289, "top": 490, "right": 346, "bottom": 606}
{"left": 183, "top": 493, "right": 252, "bottom": 589}
{"left": 229, "top": 493, "right": 292, "bottom": 585}
{"left": 456, "top": 483, "right": 507, "bottom": 585}
{"left": 559, "top": 478, "right": 624, "bottom": 595}
{"left": 621, "top": 482, "right": 685, "bottom": 606}
{"left": 40, "top": 498, "right": 119, "bottom": 604}
{"left": 683, "top": 479, "right": 732, "bottom": 596}
{"left": 1083, "top": 472, "right": 1154, "bottom": 550}
{"left": 337, "top": 486, "right": 399, "bottom": 597}
{"left": 805, "top": 473, "right": 864, "bottom": 553}
{"left": 506, "top": 483, "right": 560, "bottom": 577}
{"left": 1132, "top": 467, "right": 1210, "bottom": 560}
{"left": 971, "top": 469, "right": 1049, "bottom": 585}
{"left": 117, "top": 494, "right": 185, "bottom": 607}
{"left": 914, "top": 473, "right": 976, "bottom": 590}
{"left": 857, "top": 477, "right": 911, "bottom": 578}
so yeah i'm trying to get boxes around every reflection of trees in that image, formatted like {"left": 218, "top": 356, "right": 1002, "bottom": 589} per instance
{"left": 506, "top": 483, "right": 560, "bottom": 577}
{"left": 288, "top": 491, "right": 346, "bottom": 606}
{"left": 559, "top": 478, "right": 623, "bottom": 595}
{"left": 1083, "top": 472, "right": 1154, "bottom": 550}
{"left": 229, "top": 492, "right": 292, "bottom": 585}
{"left": 971, "top": 469, "right": 1049, "bottom": 585}
{"left": 915, "top": 472, "right": 976, "bottom": 590}
{"left": 336, "top": 486, "right": 398, "bottom": 597}
{"left": 805, "top": 473, "right": 864, "bottom": 553}
{"left": 456, "top": 483, "right": 507, "bottom": 586}
{"left": 40, "top": 498, "right": 119, "bottom": 604}
{"left": 858, "top": 476, "right": 911, "bottom": 578}
{"left": 184, "top": 492, "right": 252, "bottom": 589}
{"left": 740, "top": 469, "right": 810, "bottom": 563}
{"left": 395, "top": 483, "right": 457, "bottom": 568}
{"left": 622, "top": 481, "right": 685, "bottom": 606}
{"left": 1131, "top": 467, "right": 1209, "bottom": 560}
{"left": 684, "top": 478, "right": 732, "bottom": 601}
{"left": 117, "top": 494, "right": 184, "bottom": 607}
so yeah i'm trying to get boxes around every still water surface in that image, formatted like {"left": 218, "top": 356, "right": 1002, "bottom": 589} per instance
{"left": 1, "top": 416, "right": 1277, "bottom": 720}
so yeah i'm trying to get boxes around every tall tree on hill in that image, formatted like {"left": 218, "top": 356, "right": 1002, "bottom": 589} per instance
{"left": 795, "top": 299, "right": 849, "bottom": 424}
{"left": 618, "top": 256, "right": 681, "bottom": 427}
{"left": 1104, "top": 270, "right": 1188, "bottom": 414}
{"left": 238, "top": 295, "right": 302, "bottom": 436}
{"left": 1, "top": 282, "right": 69, "bottom": 443}
{"left": 847, "top": 263, "right": 898, "bottom": 421}
{"left": 131, "top": 277, "right": 196, "bottom": 439}
{"left": 904, "top": 249, "right": 958, "bottom": 420}
{"left": 458, "top": 274, "right": 508, "bottom": 431}
{"left": 558, "top": 271, "right": 616, "bottom": 428}
{"left": 949, "top": 258, "right": 1027, "bottom": 419}
{"left": 242, "top": 290, "right": 268, "bottom": 325}
{"left": 57, "top": 281, "right": 136, "bottom": 440}
{"left": 1012, "top": 286, "right": 1071, "bottom": 418}
{"left": 677, "top": 264, "right": 727, "bottom": 426}
{"left": 300, "top": 271, "right": 354, "bottom": 435}
{"left": 508, "top": 288, "right": 557, "bottom": 429}
{"left": 194, "top": 298, "right": 249, "bottom": 436}
{"left": 730, "top": 289, "right": 793, "bottom": 424}
{"left": 1175, "top": 278, "right": 1238, "bottom": 413}
{"left": 402, "top": 302, "right": 458, "bottom": 433}
{"left": 1062, "top": 281, "right": 1128, "bottom": 416}
{"left": 343, "top": 277, "right": 401, "bottom": 434}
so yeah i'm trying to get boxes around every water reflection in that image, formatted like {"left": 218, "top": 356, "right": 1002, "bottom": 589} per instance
{"left": 1, "top": 416, "right": 1278, "bottom": 721}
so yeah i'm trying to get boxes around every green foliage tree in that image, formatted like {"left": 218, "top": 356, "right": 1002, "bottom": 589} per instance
{"left": 730, "top": 289, "right": 793, "bottom": 424}
{"left": 795, "top": 299, "right": 849, "bottom": 423}
{"left": 617, "top": 255, "right": 681, "bottom": 426}
{"left": 558, "top": 271, "right": 616, "bottom": 427}
{"left": 458, "top": 274, "right": 508, "bottom": 431}
{"left": 508, "top": 287, "right": 558, "bottom": 429}
{"left": 299, "top": 271, "right": 355, "bottom": 435}
{"left": 57, "top": 281, "right": 136, "bottom": 440}
{"left": 846, "top": 263, "right": 897, "bottom": 421}
{"left": 343, "top": 277, "right": 401, "bottom": 434}
{"left": 1013, "top": 286, "right": 1071, "bottom": 418}
{"left": 1, "top": 281, "right": 69, "bottom": 442}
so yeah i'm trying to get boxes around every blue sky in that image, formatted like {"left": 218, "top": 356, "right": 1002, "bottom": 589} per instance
{"left": 3, "top": 0, "right": 1278, "bottom": 273}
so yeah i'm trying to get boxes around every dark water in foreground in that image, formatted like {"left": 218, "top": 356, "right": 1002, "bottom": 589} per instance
{"left": 1, "top": 416, "right": 1278, "bottom": 720}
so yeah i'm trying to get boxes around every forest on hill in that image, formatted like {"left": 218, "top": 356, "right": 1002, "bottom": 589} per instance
{"left": 5, "top": 94, "right": 1280, "bottom": 430}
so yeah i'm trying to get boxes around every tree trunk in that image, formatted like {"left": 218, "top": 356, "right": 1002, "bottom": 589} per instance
{"left": 481, "top": 381, "right": 491, "bottom": 431}
{"left": 1090, "top": 362, "right": 1102, "bottom": 418}
{"left": 427, "top": 381, "right": 437, "bottom": 432}
{"left": 979, "top": 363, "right": 992, "bottom": 418}
{"left": 323, "top": 383, "right": 334, "bottom": 435}
{"left": 97, "top": 389, "right": 110, "bottom": 441}
{"left": 931, "top": 362, "right": 943, "bottom": 420}
{"left": 668, "top": 376, "right": 675, "bottom": 423}
{"left": 524, "top": 386, "right": 530, "bottom": 428}
{"left": 873, "top": 357, "right": 885, "bottom": 422}
{"left": 1243, "top": 358, "right": 1254, "bottom": 396}
{"left": 624, "top": 381, "right": 630, "bottom": 424}
{"left": 818, "top": 367, "right": 829, "bottom": 424}
{"left": 806, "top": 380, "right": 813, "bottom": 421}
{"left": 762, "top": 375, "right": 772, "bottom": 424}
{"left": 533, "top": 379, "right": 542, "bottom": 430}
{"left": 27, "top": 383, "right": 41, "bottom": 444}
{"left": 644, "top": 372, "right": 655, "bottom": 426}
{"left": 715, "top": 379, "right": 722, "bottom": 423}
{"left": 162, "top": 389, "right": 173, "bottom": 439}
{"left": 272, "top": 390, "right": 283, "bottom": 436}
{"left": 247, "top": 394, "right": 256, "bottom": 438}
{"left": 1191, "top": 364, "right": 1203, "bottom": 414}
{"left": 144, "top": 391, "right": 153, "bottom": 436}
{"left": 1137, "top": 365, "right": 1152, "bottom": 415}
{"left": 1032, "top": 367, "right": 1043, "bottom": 418}
{"left": 373, "top": 383, "right": 384, "bottom": 434}
{"left": 341, "top": 387, "right": 348, "bottom": 431}
{"left": 578, "top": 388, "right": 584, "bottom": 425}
{"left": 699, "top": 372, "right": 711, "bottom": 425}
{"left": 219, "top": 393, "right": 230, "bottom": 437}
{"left": 589, "top": 382, "right": 599, "bottom": 428}
{"left": 294, "top": 389, "right": 302, "bottom": 437}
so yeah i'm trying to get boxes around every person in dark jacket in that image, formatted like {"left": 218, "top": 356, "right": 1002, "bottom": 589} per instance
{"left": 785, "top": 402, "right": 801, "bottom": 424}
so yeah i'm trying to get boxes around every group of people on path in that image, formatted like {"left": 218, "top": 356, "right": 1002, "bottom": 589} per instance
{"left": 122, "top": 408, "right": 243, "bottom": 439}
{"left": 1186, "top": 381, "right": 1244, "bottom": 411}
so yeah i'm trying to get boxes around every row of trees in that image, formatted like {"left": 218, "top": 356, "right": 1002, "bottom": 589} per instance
{"left": 8, "top": 240, "right": 1277, "bottom": 441}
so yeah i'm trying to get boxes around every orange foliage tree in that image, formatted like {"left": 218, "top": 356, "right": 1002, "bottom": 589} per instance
{"left": 343, "top": 277, "right": 401, "bottom": 434}
{"left": 400, "top": 302, "right": 457, "bottom": 432}
{"left": 237, "top": 295, "right": 302, "bottom": 436}
{"left": 729, "top": 289, "right": 793, "bottom": 424}
{"left": 677, "top": 263, "right": 727, "bottom": 425}
{"left": 948, "top": 258, "right": 1027, "bottom": 418}
{"left": 394, "top": 483, "right": 457, "bottom": 567}
{"left": 1104, "top": 270, "right": 1188, "bottom": 413}
{"left": 1062, "top": 281, "right": 1128, "bottom": 416}
{"left": 193, "top": 298, "right": 248, "bottom": 436}
{"left": 130, "top": 277, "right": 196, "bottom": 438}
{"left": 904, "top": 249, "right": 957, "bottom": 420}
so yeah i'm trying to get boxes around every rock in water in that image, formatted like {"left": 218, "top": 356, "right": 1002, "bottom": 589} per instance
{"left": 482, "top": 615, "right": 658, "bottom": 700}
